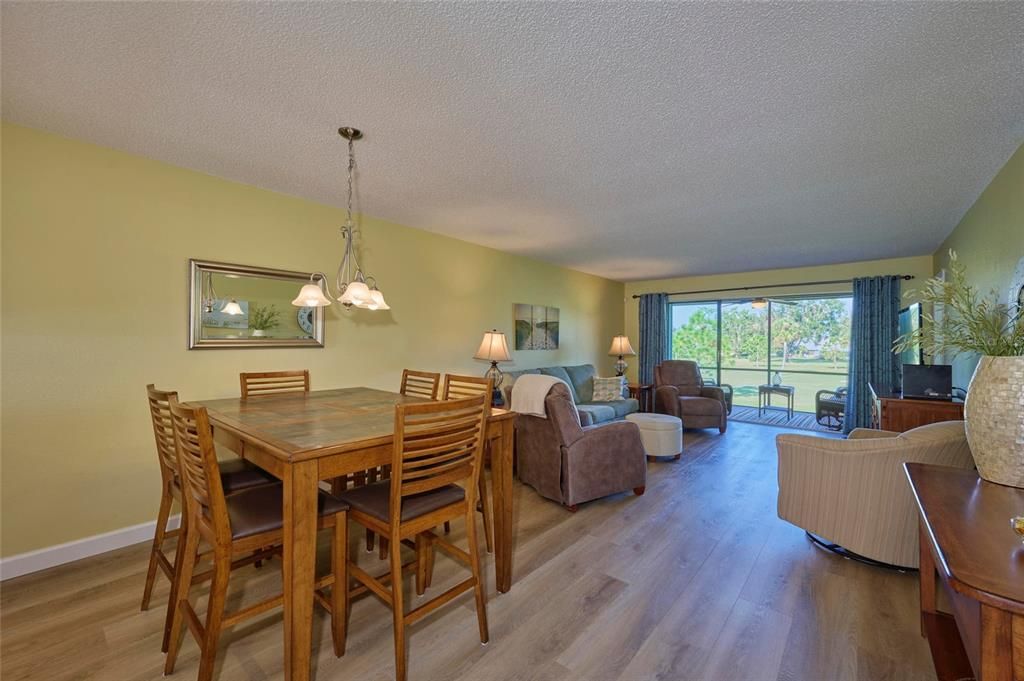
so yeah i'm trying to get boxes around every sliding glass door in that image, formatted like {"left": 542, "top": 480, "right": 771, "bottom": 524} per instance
{"left": 719, "top": 301, "right": 768, "bottom": 409}
{"left": 669, "top": 296, "right": 851, "bottom": 413}
{"left": 669, "top": 302, "right": 719, "bottom": 384}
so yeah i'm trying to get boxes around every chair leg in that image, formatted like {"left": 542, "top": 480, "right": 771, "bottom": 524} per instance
{"left": 477, "top": 473, "right": 494, "bottom": 554}
{"left": 331, "top": 516, "right": 348, "bottom": 657}
{"left": 161, "top": 509, "right": 189, "bottom": 652}
{"left": 366, "top": 468, "right": 380, "bottom": 552}
{"left": 444, "top": 521, "right": 451, "bottom": 535}
{"left": 465, "top": 505, "right": 489, "bottom": 644}
{"left": 424, "top": 534, "right": 436, "bottom": 589}
{"left": 389, "top": 532, "right": 408, "bottom": 681}
{"left": 379, "top": 536, "right": 389, "bottom": 560}
{"left": 197, "top": 547, "right": 230, "bottom": 681}
{"left": 141, "top": 484, "right": 173, "bottom": 611}
{"left": 366, "top": 528, "right": 376, "bottom": 553}
{"left": 164, "top": 520, "right": 201, "bottom": 675}
{"left": 415, "top": 534, "right": 428, "bottom": 596}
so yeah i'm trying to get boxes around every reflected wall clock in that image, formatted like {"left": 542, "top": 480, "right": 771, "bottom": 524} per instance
{"left": 297, "top": 307, "right": 315, "bottom": 335}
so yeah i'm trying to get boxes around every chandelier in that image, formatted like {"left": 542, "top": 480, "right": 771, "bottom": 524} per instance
{"left": 200, "top": 270, "right": 243, "bottom": 315}
{"left": 292, "top": 127, "right": 389, "bottom": 311}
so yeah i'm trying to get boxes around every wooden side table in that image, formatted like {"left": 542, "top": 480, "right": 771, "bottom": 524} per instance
{"left": 628, "top": 383, "right": 653, "bottom": 412}
{"left": 758, "top": 384, "right": 795, "bottom": 419}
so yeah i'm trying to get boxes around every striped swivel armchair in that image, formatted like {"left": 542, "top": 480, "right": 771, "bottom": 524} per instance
{"left": 776, "top": 420, "right": 975, "bottom": 569}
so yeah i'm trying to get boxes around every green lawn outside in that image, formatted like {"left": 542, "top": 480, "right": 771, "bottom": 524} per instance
{"left": 699, "top": 358, "right": 847, "bottom": 414}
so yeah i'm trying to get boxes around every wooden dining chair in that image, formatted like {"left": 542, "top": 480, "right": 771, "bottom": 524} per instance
{"left": 442, "top": 374, "right": 495, "bottom": 553}
{"left": 239, "top": 370, "right": 310, "bottom": 398}
{"left": 337, "top": 393, "right": 491, "bottom": 681}
{"left": 399, "top": 369, "right": 441, "bottom": 400}
{"left": 163, "top": 400, "right": 350, "bottom": 681}
{"left": 142, "top": 385, "right": 275, "bottom": 652}
{"left": 367, "top": 368, "right": 443, "bottom": 556}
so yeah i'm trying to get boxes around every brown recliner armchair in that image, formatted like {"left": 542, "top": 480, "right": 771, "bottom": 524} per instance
{"left": 515, "top": 382, "right": 647, "bottom": 511}
{"left": 654, "top": 360, "right": 729, "bottom": 433}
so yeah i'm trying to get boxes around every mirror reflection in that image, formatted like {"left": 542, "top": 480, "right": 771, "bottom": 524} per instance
{"left": 189, "top": 260, "right": 324, "bottom": 349}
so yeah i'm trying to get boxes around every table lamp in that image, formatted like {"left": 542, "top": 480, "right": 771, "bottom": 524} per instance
{"left": 474, "top": 329, "right": 512, "bottom": 406}
{"left": 608, "top": 335, "right": 637, "bottom": 377}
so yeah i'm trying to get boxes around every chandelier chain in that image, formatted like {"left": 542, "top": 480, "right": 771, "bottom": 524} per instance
{"left": 346, "top": 137, "right": 355, "bottom": 227}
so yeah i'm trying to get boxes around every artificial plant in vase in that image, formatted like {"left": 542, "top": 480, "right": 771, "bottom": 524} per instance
{"left": 894, "top": 250, "right": 1024, "bottom": 487}
{"left": 248, "top": 303, "right": 281, "bottom": 338}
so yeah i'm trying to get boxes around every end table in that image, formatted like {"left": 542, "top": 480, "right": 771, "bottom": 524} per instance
{"left": 628, "top": 383, "right": 654, "bottom": 412}
{"left": 758, "top": 384, "right": 795, "bottom": 419}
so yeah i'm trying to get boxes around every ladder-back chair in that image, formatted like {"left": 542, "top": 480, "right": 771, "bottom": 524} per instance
{"left": 337, "top": 393, "right": 491, "bottom": 681}
{"left": 163, "top": 401, "right": 349, "bottom": 681}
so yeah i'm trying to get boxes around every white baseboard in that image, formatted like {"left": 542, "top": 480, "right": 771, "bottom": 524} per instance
{"left": 0, "top": 514, "right": 180, "bottom": 581}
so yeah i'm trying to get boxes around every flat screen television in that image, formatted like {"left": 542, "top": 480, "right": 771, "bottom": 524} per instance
{"left": 902, "top": 364, "right": 953, "bottom": 400}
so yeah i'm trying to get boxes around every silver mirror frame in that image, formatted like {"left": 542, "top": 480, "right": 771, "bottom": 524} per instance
{"left": 188, "top": 259, "right": 326, "bottom": 350}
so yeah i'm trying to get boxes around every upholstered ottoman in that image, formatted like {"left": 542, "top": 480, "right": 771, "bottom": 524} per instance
{"left": 625, "top": 413, "right": 683, "bottom": 461}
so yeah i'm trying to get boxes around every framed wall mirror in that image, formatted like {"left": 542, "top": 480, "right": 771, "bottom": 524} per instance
{"left": 188, "top": 259, "right": 326, "bottom": 349}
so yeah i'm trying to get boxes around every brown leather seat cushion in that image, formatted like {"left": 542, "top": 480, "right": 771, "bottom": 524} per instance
{"left": 218, "top": 458, "right": 276, "bottom": 494}
{"left": 338, "top": 480, "right": 465, "bottom": 523}
{"left": 678, "top": 396, "right": 724, "bottom": 416}
{"left": 226, "top": 484, "right": 348, "bottom": 540}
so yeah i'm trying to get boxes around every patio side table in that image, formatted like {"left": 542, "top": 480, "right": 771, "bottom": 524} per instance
{"left": 758, "top": 384, "right": 795, "bottom": 420}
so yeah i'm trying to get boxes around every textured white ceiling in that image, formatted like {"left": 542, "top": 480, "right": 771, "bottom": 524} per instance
{"left": 3, "top": 2, "right": 1023, "bottom": 281}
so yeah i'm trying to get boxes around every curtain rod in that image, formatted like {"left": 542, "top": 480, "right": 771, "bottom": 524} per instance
{"left": 630, "top": 275, "right": 915, "bottom": 299}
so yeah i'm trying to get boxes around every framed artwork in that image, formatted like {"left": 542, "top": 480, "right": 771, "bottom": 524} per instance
{"left": 514, "top": 304, "right": 560, "bottom": 350}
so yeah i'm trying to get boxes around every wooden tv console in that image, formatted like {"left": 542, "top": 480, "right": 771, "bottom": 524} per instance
{"left": 869, "top": 383, "right": 964, "bottom": 432}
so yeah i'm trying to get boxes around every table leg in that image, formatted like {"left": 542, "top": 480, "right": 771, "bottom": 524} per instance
{"left": 282, "top": 461, "right": 319, "bottom": 681}
{"left": 919, "top": 521, "right": 936, "bottom": 637}
{"left": 491, "top": 420, "right": 514, "bottom": 593}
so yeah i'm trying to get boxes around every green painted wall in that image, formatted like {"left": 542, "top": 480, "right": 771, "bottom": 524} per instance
{"left": 0, "top": 122, "right": 625, "bottom": 557}
{"left": 932, "top": 142, "right": 1024, "bottom": 387}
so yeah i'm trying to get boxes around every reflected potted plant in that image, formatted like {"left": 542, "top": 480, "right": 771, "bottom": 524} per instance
{"left": 895, "top": 251, "right": 1024, "bottom": 487}
{"left": 248, "top": 303, "right": 281, "bottom": 338}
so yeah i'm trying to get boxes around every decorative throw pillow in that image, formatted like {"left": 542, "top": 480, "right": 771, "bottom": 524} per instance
{"left": 592, "top": 376, "right": 625, "bottom": 402}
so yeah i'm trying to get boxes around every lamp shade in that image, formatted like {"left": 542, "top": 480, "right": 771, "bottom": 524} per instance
{"left": 339, "top": 280, "right": 371, "bottom": 307}
{"left": 364, "top": 288, "right": 390, "bottom": 311}
{"left": 608, "top": 335, "right": 636, "bottom": 356}
{"left": 473, "top": 330, "right": 512, "bottom": 362}
{"left": 291, "top": 283, "right": 332, "bottom": 308}
{"left": 751, "top": 298, "right": 768, "bottom": 309}
{"left": 221, "top": 299, "right": 244, "bottom": 316}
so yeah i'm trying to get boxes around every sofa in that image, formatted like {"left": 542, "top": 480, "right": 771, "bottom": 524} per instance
{"left": 514, "top": 382, "right": 647, "bottom": 510}
{"left": 503, "top": 363, "right": 640, "bottom": 426}
{"left": 776, "top": 420, "right": 975, "bottom": 569}
{"left": 653, "top": 360, "right": 730, "bottom": 433}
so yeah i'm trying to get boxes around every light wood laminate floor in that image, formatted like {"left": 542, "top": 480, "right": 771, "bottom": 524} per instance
{"left": 0, "top": 421, "right": 936, "bottom": 681}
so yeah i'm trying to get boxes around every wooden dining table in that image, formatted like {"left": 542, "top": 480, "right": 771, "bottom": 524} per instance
{"left": 197, "top": 387, "right": 517, "bottom": 681}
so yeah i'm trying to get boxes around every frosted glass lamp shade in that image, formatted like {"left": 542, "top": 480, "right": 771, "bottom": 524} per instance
{"left": 339, "top": 280, "right": 371, "bottom": 307}
{"left": 221, "top": 299, "right": 244, "bottom": 316}
{"left": 607, "top": 335, "right": 636, "bottom": 357}
{"left": 751, "top": 298, "right": 768, "bottom": 309}
{"left": 291, "top": 283, "right": 332, "bottom": 308}
{"left": 365, "top": 288, "right": 390, "bottom": 311}
{"left": 474, "top": 330, "right": 512, "bottom": 362}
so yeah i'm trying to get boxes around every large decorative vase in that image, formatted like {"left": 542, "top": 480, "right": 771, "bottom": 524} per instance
{"left": 964, "top": 355, "right": 1024, "bottom": 488}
